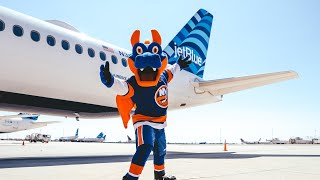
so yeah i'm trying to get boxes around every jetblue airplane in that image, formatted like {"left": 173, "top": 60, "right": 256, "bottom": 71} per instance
{"left": 240, "top": 138, "right": 262, "bottom": 144}
{"left": 0, "top": 6, "right": 298, "bottom": 120}
{"left": 77, "top": 132, "right": 106, "bottom": 143}
{"left": 0, "top": 113, "right": 58, "bottom": 133}
{"left": 59, "top": 128, "right": 79, "bottom": 142}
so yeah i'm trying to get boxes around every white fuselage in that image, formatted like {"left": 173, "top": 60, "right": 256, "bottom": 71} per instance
{"left": 59, "top": 136, "right": 78, "bottom": 142}
{"left": 0, "top": 119, "right": 45, "bottom": 133}
{"left": 77, "top": 137, "right": 105, "bottom": 143}
{"left": 0, "top": 6, "right": 221, "bottom": 118}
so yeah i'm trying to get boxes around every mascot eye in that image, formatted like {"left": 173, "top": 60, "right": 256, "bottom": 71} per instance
{"left": 136, "top": 46, "right": 143, "bottom": 55}
{"left": 152, "top": 46, "right": 159, "bottom": 54}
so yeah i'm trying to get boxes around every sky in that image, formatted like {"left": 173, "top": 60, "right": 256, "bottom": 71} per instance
{"left": 0, "top": 0, "right": 319, "bottom": 143}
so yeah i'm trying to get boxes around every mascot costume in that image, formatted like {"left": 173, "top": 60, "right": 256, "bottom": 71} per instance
{"left": 100, "top": 29, "right": 190, "bottom": 180}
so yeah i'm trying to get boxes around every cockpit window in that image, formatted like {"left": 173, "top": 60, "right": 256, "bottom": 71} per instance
{"left": 75, "top": 44, "right": 83, "bottom": 54}
{"left": 30, "top": 30, "right": 40, "bottom": 42}
{"left": 0, "top": 20, "right": 5, "bottom": 31}
{"left": 88, "top": 48, "right": 95, "bottom": 58}
{"left": 47, "top": 35, "right": 56, "bottom": 46}
{"left": 13, "top": 25, "right": 23, "bottom": 37}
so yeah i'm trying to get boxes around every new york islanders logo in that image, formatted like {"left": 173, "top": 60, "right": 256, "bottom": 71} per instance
{"left": 154, "top": 85, "right": 168, "bottom": 108}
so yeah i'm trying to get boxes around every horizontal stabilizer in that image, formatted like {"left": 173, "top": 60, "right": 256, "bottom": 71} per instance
{"left": 191, "top": 71, "right": 298, "bottom": 96}
{"left": 0, "top": 114, "right": 40, "bottom": 120}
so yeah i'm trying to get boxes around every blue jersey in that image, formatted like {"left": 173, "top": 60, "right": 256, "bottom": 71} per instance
{"left": 110, "top": 64, "right": 180, "bottom": 129}
{"left": 125, "top": 69, "right": 173, "bottom": 129}
{"left": 128, "top": 70, "right": 171, "bottom": 117}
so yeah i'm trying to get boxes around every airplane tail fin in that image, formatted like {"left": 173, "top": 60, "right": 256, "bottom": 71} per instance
{"left": 19, "top": 113, "right": 39, "bottom": 121}
{"left": 164, "top": 9, "right": 213, "bottom": 78}
{"left": 240, "top": 138, "right": 245, "bottom": 143}
{"left": 75, "top": 128, "right": 79, "bottom": 137}
{"left": 96, "top": 132, "right": 104, "bottom": 138}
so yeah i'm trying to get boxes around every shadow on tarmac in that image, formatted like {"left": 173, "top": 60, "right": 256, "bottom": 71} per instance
{"left": 1, "top": 151, "right": 320, "bottom": 169}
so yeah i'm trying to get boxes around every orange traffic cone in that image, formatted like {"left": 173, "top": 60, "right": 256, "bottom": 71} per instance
{"left": 223, "top": 139, "right": 227, "bottom": 151}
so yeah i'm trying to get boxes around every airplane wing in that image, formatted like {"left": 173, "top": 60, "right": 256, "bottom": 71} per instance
{"left": 191, "top": 71, "right": 298, "bottom": 96}
{"left": 0, "top": 114, "right": 40, "bottom": 120}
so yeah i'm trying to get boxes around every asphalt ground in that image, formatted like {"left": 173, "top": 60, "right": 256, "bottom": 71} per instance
{"left": 0, "top": 141, "right": 320, "bottom": 180}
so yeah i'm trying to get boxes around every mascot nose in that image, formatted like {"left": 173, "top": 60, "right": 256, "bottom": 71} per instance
{"left": 135, "top": 52, "right": 161, "bottom": 69}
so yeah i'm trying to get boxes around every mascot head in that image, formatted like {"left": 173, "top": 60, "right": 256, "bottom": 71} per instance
{"left": 128, "top": 29, "right": 168, "bottom": 87}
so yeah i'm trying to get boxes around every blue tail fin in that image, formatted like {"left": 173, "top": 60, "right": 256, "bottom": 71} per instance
{"left": 96, "top": 132, "right": 104, "bottom": 138}
{"left": 19, "top": 113, "right": 39, "bottom": 121}
{"left": 164, "top": 9, "right": 213, "bottom": 78}
{"left": 75, "top": 128, "right": 79, "bottom": 137}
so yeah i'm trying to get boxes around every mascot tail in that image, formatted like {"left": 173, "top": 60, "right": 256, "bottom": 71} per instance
{"left": 164, "top": 9, "right": 213, "bottom": 78}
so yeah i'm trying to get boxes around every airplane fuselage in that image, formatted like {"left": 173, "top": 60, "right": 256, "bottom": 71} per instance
{"left": 77, "top": 137, "right": 105, "bottom": 143}
{"left": 59, "top": 136, "right": 78, "bottom": 142}
{"left": 0, "top": 6, "right": 221, "bottom": 119}
{"left": 0, "top": 119, "right": 45, "bottom": 133}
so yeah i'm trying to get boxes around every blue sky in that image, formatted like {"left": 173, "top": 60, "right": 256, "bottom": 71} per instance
{"left": 0, "top": 0, "right": 319, "bottom": 143}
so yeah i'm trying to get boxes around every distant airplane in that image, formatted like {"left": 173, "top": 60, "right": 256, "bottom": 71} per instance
{"left": 0, "top": 6, "right": 298, "bottom": 120}
{"left": 0, "top": 113, "right": 58, "bottom": 133}
{"left": 59, "top": 128, "right": 79, "bottom": 142}
{"left": 77, "top": 132, "right": 106, "bottom": 143}
{"left": 266, "top": 138, "right": 288, "bottom": 144}
{"left": 240, "top": 138, "right": 262, "bottom": 144}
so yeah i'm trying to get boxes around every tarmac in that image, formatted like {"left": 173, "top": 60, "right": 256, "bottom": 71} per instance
{"left": 0, "top": 141, "right": 320, "bottom": 180}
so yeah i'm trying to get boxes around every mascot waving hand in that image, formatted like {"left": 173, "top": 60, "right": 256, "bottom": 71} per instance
{"left": 100, "top": 29, "right": 190, "bottom": 180}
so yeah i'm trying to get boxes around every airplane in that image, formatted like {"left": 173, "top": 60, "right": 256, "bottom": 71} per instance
{"left": 0, "top": 113, "right": 58, "bottom": 133}
{"left": 240, "top": 138, "right": 262, "bottom": 144}
{"left": 77, "top": 132, "right": 106, "bottom": 143}
{"left": 59, "top": 128, "right": 79, "bottom": 142}
{"left": 0, "top": 6, "right": 298, "bottom": 120}
{"left": 266, "top": 138, "right": 289, "bottom": 144}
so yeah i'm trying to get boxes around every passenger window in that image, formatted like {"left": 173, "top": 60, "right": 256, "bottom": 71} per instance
{"left": 88, "top": 48, "right": 95, "bottom": 58}
{"left": 13, "top": 25, "right": 23, "bottom": 37}
{"left": 111, "top": 55, "right": 118, "bottom": 64}
{"left": 30, "top": 30, "right": 40, "bottom": 42}
{"left": 99, "top": 51, "right": 106, "bottom": 61}
{"left": 75, "top": 44, "right": 83, "bottom": 54}
{"left": 47, "top": 35, "right": 56, "bottom": 46}
{"left": 0, "top": 19, "right": 5, "bottom": 31}
{"left": 61, "top": 40, "right": 70, "bottom": 50}
{"left": 121, "top": 58, "right": 127, "bottom": 67}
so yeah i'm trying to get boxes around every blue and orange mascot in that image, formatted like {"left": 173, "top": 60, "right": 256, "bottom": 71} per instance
{"left": 100, "top": 29, "right": 190, "bottom": 180}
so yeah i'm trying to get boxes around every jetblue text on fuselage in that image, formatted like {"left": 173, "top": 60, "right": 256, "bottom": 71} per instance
{"left": 119, "top": 51, "right": 130, "bottom": 58}
{"left": 173, "top": 43, "right": 202, "bottom": 66}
